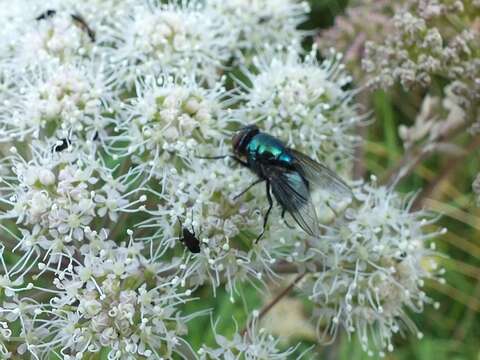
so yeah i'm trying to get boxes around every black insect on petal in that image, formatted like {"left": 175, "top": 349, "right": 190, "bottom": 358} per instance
{"left": 258, "top": 16, "right": 272, "bottom": 24}
{"left": 178, "top": 217, "right": 201, "bottom": 254}
{"left": 36, "top": 9, "right": 57, "bottom": 21}
{"left": 52, "top": 138, "right": 71, "bottom": 152}
{"left": 181, "top": 227, "right": 201, "bottom": 254}
{"left": 71, "top": 13, "right": 96, "bottom": 42}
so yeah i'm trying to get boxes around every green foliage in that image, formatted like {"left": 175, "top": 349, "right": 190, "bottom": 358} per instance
{"left": 303, "top": 0, "right": 349, "bottom": 30}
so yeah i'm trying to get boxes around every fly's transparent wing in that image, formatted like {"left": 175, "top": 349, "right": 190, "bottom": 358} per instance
{"left": 267, "top": 166, "right": 320, "bottom": 237}
{"left": 288, "top": 148, "right": 353, "bottom": 201}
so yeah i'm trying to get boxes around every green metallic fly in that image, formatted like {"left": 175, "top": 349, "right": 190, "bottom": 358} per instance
{"left": 202, "top": 125, "right": 353, "bottom": 242}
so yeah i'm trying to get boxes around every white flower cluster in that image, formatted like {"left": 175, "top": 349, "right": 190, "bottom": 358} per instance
{"left": 0, "top": 0, "right": 443, "bottom": 358}
{"left": 302, "top": 181, "right": 444, "bottom": 356}
{"left": 209, "top": 0, "right": 310, "bottom": 60}
{"left": 0, "top": 61, "right": 111, "bottom": 145}
{"left": 199, "top": 319, "right": 302, "bottom": 359}
{"left": 362, "top": 0, "right": 480, "bottom": 92}
{"left": 119, "top": 75, "right": 231, "bottom": 167}
{"left": 236, "top": 47, "right": 364, "bottom": 169}
{"left": 1, "top": 7, "right": 96, "bottom": 68}
{"left": 1, "top": 147, "right": 140, "bottom": 259}
{"left": 106, "top": 1, "right": 233, "bottom": 88}
{"left": 3, "top": 236, "right": 196, "bottom": 359}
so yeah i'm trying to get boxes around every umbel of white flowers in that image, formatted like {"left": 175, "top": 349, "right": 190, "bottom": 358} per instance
{"left": 0, "top": 0, "right": 442, "bottom": 359}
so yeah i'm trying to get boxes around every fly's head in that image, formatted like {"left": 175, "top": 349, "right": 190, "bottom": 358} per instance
{"left": 232, "top": 125, "right": 259, "bottom": 158}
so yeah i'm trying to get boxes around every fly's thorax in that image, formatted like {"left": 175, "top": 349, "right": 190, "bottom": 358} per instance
{"left": 247, "top": 133, "right": 286, "bottom": 159}
{"left": 246, "top": 134, "right": 296, "bottom": 176}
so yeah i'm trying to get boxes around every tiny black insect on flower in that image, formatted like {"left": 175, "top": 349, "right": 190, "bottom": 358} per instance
{"left": 35, "top": 10, "right": 96, "bottom": 42}
{"left": 200, "top": 124, "right": 353, "bottom": 242}
{"left": 258, "top": 15, "right": 272, "bottom": 24}
{"left": 35, "top": 9, "right": 57, "bottom": 21}
{"left": 178, "top": 216, "right": 201, "bottom": 254}
{"left": 52, "top": 138, "right": 71, "bottom": 152}
{"left": 71, "top": 13, "right": 96, "bottom": 42}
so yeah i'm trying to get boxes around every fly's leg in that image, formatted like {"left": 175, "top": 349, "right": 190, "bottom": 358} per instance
{"left": 233, "top": 178, "right": 264, "bottom": 201}
{"left": 196, "top": 155, "right": 229, "bottom": 160}
{"left": 190, "top": 207, "right": 195, "bottom": 236}
{"left": 177, "top": 217, "right": 183, "bottom": 243}
{"left": 197, "top": 154, "right": 248, "bottom": 168}
{"left": 256, "top": 181, "right": 273, "bottom": 243}
{"left": 281, "top": 209, "right": 295, "bottom": 230}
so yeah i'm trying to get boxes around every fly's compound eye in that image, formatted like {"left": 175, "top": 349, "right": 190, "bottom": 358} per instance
{"left": 232, "top": 125, "right": 259, "bottom": 155}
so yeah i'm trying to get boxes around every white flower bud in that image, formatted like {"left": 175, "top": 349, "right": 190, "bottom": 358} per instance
{"left": 38, "top": 169, "right": 56, "bottom": 186}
